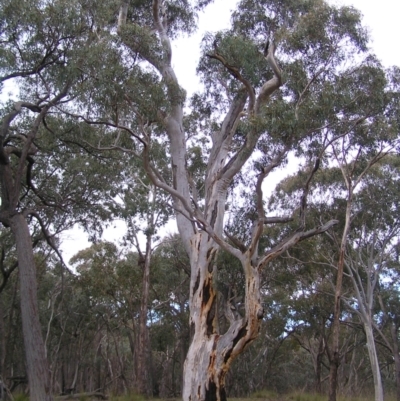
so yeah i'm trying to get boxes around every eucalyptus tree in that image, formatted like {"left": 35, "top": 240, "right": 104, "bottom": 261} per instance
{"left": 269, "top": 49, "right": 399, "bottom": 400}
{"left": 0, "top": 0, "right": 126, "bottom": 399}
{"left": 150, "top": 235, "right": 191, "bottom": 396}
{"left": 272, "top": 153, "right": 400, "bottom": 401}
{"left": 65, "top": 0, "right": 393, "bottom": 398}
{"left": 344, "top": 157, "right": 400, "bottom": 401}
{"left": 118, "top": 154, "right": 172, "bottom": 395}
{"left": 69, "top": 242, "right": 142, "bottom": 394}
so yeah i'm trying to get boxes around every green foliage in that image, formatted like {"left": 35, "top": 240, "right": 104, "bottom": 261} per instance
{"left": 1, "top": 0, "right": 400, "bottom": 398}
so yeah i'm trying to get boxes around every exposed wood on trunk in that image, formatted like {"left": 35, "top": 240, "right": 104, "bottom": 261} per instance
{"left": 115, "top": 3, "right": 340, "bottom": 400}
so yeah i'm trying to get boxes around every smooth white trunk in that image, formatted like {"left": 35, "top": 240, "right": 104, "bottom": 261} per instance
{"left": 364, "top": 322, "right": 384, "bottom": 401}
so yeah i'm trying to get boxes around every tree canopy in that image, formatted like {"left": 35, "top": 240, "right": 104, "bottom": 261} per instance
{"left": 0, "top": 1, "right": 399, "bottom": 401}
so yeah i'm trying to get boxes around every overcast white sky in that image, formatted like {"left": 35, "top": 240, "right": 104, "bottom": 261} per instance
{"left": 172, "top": 0, "right": 400, "bottom": 96}
{"left": 60, "top": 0, "right": 400, "bottom": 262}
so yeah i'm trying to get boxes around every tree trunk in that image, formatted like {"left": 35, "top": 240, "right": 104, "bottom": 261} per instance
{"left": 315, "top": 334, "right": 325, "bottom": 394}
{"left": 394, "top": 349, "right": 400, "bottom": 401}
{"left": 329, "top": 198, "right": 352, "bottom": 401}
{"left": 390, "top": 324, "right": 400, "bottom": 401}
{"left": 183, "top": 234, "right": 263, "bottom": 401}
{"left": 363, "top": 323, "right": 383, "bottom": 401}
{"left": 10, "top": 213, "right": 53, "bottom": 401}
{"left": 136, "top": 245, "right": 151, "bottom": 396}
{"left": 0, "top": 292, "right": 5, "bottom": 378}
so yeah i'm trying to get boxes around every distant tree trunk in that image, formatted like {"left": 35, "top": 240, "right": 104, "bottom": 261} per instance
{"left": 136, "top": 233, "right": 152, "bottom": 396}
{"left": 328, "top": 243, "right": 345, "bottom": 401}
{"left": 10, "top": 213, "right": 53, "bottom": 401}
{"left": 328, "top": 198, "right": 352, "bottom": 401}
{"left": 376, "top": 295, "right": 400, "bottom": 401}
{"left": 315, "top": 333, "right": 325, "bottom": 394}
{"left": 392, "top": 333, "right": 400, "bottom": 401}
{"left": 0, "top": 294, "right": 5, "bottom": 378}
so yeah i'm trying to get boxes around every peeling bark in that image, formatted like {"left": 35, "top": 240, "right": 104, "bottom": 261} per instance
{"left": 183, "top": 234, "right": 263, "bottom": 401}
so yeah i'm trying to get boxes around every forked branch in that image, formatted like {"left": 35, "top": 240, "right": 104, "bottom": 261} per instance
{"left": 258, "top": 219, "right": 338, "bottom": 268}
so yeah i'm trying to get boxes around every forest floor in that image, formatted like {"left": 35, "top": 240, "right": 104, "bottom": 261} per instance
{"left": 13, "top": 391, "right": 393, "bottom": 401}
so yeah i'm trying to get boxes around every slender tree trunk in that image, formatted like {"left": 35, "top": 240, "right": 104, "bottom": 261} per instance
{"left": 315, "top": 334, "right": 325, "bottom": 394}
{"left": 328, "top": 244, "right": 345, "bottom": 401}
{"left": 363, "top": 323, "right": 384, "bottom": 401}
{"left": 390, "top": 324, "right": 400, "bottom": 401}
{"left": 0, "top": 293, "right": 5, "bottom": 378}
{"left": 10, "top": 213, "right": 53, "bottom": 401}
{"left": 4, "top": 276, "right": 18, "bottom": 380}
{"left": 394, "top": 350, "right": 400, "bottom": 401}
{"left": 329, "top": 198, "right": 352, "bottom": 401}
{"left": 136, "top": 234, "right": 152, "bottom": 396}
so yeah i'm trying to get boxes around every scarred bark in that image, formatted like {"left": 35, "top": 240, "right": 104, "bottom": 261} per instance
{"left": 183, "top": 233, "right": 263, "bottom": 401}
{"left": 116, "top": 3, "right": 338, "bottom": 400}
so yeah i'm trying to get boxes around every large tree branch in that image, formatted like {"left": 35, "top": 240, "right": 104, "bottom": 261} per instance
{"left": 258, "top": 220, "right": 338, "bottom": 268}
{"left": 153, "top": 0, "right": 172, "bottom": 64}
{"left": 29, "top": 211, "right": 67, "bottom": 269}
{"left": 13, "top": 82, "right": 71, "bottom": 206}
{"left": 207, "top": 52, "right": 255, "bottom": 112}
{"left": 264, "top": 216, "right": 293, "bottom": 224}
{"left": 58, "top": 109, "right": 148, "bottom": 147}
{"left": 255, "top": 41, "right": 282, "bottom": 114}
{"left": 247, "top": 150, "right": 287, "bottom": 262}
{"left": 206, "top": 90, "right": 247, "bottom": 193}
{"left": 0, "top": 47, "right": 64, "bottom": 84}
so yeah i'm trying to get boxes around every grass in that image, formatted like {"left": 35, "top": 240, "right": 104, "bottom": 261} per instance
{"left": 109, "top": 392, "right": 146, "bottom": 401}
{"left": 14, "top": 390, "right": 400, "bottom": 401}
{"left": 13, "top": 394, "right": 30, "bottom": 401}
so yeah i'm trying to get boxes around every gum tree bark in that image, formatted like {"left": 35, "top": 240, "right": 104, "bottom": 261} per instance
{"left": 0, "top": 89, "right": 69, "bottom": 400}
{"left": 115, "top": 2, "right": 338, "bottom": 400}
{"left": 10, "top": 213, "right": 52, "bottom": 401}
{"left": 327, "top": 145, "right": 389, "bottom": 401}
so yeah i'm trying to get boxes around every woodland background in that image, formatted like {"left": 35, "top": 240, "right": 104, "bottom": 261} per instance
{"left": 0, "top": 0, "right": 400, "bottom": 400}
